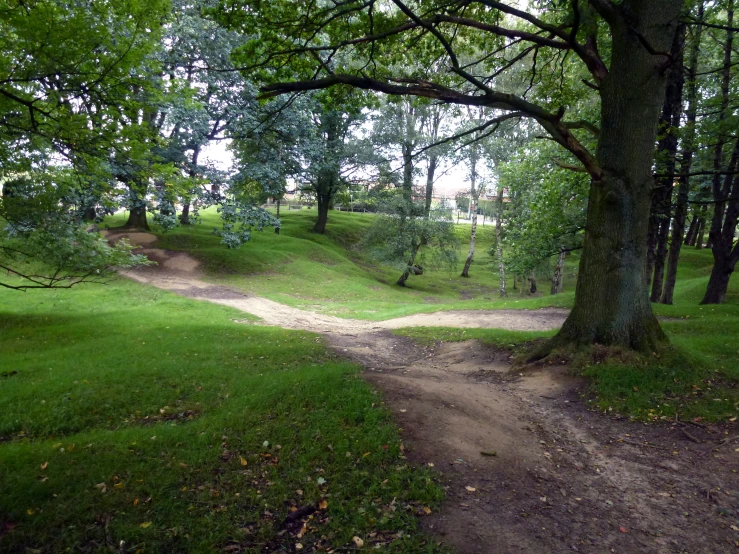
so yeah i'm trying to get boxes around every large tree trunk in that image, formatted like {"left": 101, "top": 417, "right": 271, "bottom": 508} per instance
{"left": 541, "top": 0, "right": 680, "bottom": 356}
{"left": 124, "top": 205, "right": 150, "bottom": 230}
{"left": 662, "top": 7, "right": 703, "bottom": 305}
{"left": 495, "top": 186, "right": 506, "bottom": 297}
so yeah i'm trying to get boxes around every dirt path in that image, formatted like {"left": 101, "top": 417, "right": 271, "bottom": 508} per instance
{"left": 112, "top": 231, "right": 567, "bottom": 334}
{"left": 332, "top": 332, "right": 739, "bottom": 554}
{"left": 114, "top": 232, "right": 739, "bottom": 553}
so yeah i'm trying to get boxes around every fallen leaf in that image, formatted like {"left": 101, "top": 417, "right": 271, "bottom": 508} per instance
{"left": 352, "top": 536, "right": 364, "bottom": 547}
{"left": 465, "top": 486, "right": 476, "bottom": 492}
{"left": 95, "top": 483, "right": 107, "bottom": 493}
{"left": 295, "top": 544, "right": 303, "bottom": 550}
{"left": 318, "top": 499, "right": 328, "bottom": 510}
{"left": 240, "top": 456, "right": 247, "bottom": 466}
{"left": 423, "top": 506, "right": 432, "bottom": 514}
{"left": 140, "top": 522, "right": 152, "bottom": 529}
{"left": 133, "top": 498, "right": 139, "bottom": 507}
{"left": 317, "top": 477, "right": 326, "bottom": 485}
{"left": 114, "top": 482, "right": 124, "bottom": 489}
{"left": 619, "top": 527, "right": 628, "bottom": 533}
{"left": 363, "top": 452, "right": 370, "bottom": 457}
{"left": 40, "top": 462, "right": 48, "bottom": 471}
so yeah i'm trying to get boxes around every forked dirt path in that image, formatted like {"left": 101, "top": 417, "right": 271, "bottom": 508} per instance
{"left": 112, "top": 231, "right": 739, "bottom": 553}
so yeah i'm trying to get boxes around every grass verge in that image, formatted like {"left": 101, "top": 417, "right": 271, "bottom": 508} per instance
{"left": 0, "top": 279, "right": 445, "bottom": 553}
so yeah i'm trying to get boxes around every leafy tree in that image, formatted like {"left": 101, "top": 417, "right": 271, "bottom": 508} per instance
{"left": 499, "top": 145, "right": 589, "bottom": 294}
{"left": 228, "top": 0, "right": 686, "bottom": 356}
{"left": 0, "top": 0, "right": 169, "bottom": 289}
{"left": 363, "top": 194, "right": 458, "bottom": 286}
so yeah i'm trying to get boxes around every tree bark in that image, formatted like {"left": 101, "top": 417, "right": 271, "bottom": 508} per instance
{"left": 551, "top": 249, "right": 566, "bottom": 295}
{"left": 461, "top": 197, "right": 478, "bottom": 277}
{"left": 461, "top": 140, "right": 480, "bottom": 278}
{"left": 684, "top": 214, "right": 697, "bottom": 246}
{"left": 397, "top": 242, "right": 420, "bottom": 287}
{"left": 662, "top": 7, "right": 703, "bottom": 305}
{"left": 541, "top": 0, "right": 681, "bottom": 356}
{"left": 702, "top": 160, "right": 739, "bottom": 304}
{"left": 425, "top": 155, "right": 437, "bottom": 216}
{"left": 314, "top": 190, "right": 330, "bottom": 234}
{"left": 695, "top": 214, "right": 707, "bottom": 248}
{"left": 124, "top": 204, "right": 150, "bottom": 230}
{"left": 180, "top": 202, "right": 191, "bottom": 225}
{"left": 650, "top": 23, "right": 686, "bottom": 302}
{"left": 495, "top": 186, "right": 506, "bottom": 297}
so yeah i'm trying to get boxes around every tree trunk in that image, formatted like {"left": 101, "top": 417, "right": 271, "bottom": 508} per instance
{"left": 662, "top": 6, "right": 702, "bottom": 304}
{"left": 397, "top": 242, "right": 420, "bottom": 287}
{"left": 551, "top": 249, "right": 565, "bottom": 295}
{"left": 276, "top": 198, "right": 281, "bottom": 217}
{"left": 82, "top": 205, "right": 97, "bottom": 222}
{"left": 124, "top": 205, "right": 150, "bottom": 230}
{"left": 425, "top": 155, "right": 437, "bottom": 216}
{"left": 461, "top": 197, "right": 478, "bottom": 277}
{"left": 314, "top": 191, "right": 330, "bottom": 234}
{"left": 684, "top": 215, "right": 697, "bottom": 246}
{"left": 702, "top": 164, "right": 739, "bottom": 304}
{"left": 461, "top": 143, "right": 480, "bottom": 278}
{"left": 180, "top": 202, "right": 191, "bottom": 225}
{"left": 651, "top": 24, "right": 686, "bottom": 301}
{"left": 402, "top": 142, "right": 413, "bottom": 201}
{"left": 495, "top": 187, "right": 506, "bottom": 297}
{"left": 695, "top": 215, "right": 707, "bottom": 248}
{"left": 529, "top": 275, "right": 537, "bottom": 294}
{"left": 541, "top": 0, "right": 680, "bottom": 356}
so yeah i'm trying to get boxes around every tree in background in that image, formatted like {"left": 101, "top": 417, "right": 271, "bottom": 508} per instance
{"left": 363, "top": 194, "right": 457, "bottom": 287}
{"left": 0, "top": 0, "right": 169, "bottom": 289}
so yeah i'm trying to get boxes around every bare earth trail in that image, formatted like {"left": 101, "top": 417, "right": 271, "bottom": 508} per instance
{"left": 113, "top": 232, "right": 739, "bottom": 554}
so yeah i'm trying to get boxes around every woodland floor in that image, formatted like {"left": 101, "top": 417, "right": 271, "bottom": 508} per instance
{"left": 109, "top": 230, "right": 739, "bottom": 554}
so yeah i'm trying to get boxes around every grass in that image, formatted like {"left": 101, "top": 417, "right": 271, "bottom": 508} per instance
{"left": 0, "top": 278, "right": 445, "bottom": 553}
{"left": 105, "top": 208, "right": 576, "bottom": 321}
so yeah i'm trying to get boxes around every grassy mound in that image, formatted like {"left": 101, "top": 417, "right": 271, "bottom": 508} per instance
{"left": 106, "top": 208, "right": 575, "bottom": 320}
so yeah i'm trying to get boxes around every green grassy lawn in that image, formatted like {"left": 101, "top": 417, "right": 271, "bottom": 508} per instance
{"left": 0, "top": 279, "right": 444, "bottom": 553}
{"left": 105, "top": 208, "right": 575, "bottom": 321}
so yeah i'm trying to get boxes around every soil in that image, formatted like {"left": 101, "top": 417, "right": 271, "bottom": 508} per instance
{"left": 110, "top": 231, "right": 739, "bottom": 553}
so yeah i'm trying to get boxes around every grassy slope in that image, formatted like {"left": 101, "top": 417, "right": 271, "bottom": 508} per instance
{"left": 0, "top": 279, "right": 443, "bottom": 553}
{"left": 107, "top": 208, "right": 575, "bottom": 321}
